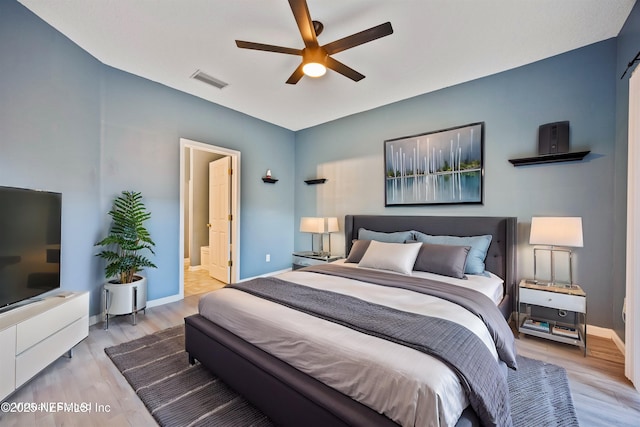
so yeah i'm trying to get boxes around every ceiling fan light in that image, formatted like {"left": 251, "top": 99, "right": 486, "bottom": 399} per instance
{"left": 302, "top": 62, "right": 327, "bottom": 78}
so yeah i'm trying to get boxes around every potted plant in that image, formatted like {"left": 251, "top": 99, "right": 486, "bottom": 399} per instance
{"left": 96, "top": 191, "right": 156, "bottom": 328}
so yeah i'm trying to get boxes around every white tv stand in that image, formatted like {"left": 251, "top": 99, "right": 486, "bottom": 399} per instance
{"left": 0, "top": 291, "right": 89, "bottom": 402}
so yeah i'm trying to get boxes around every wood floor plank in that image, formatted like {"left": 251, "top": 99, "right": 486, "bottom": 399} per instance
{"left": 1, "top": 279, "right": 638, "bottom": 426}
{"left": 515, "top": 331, "right": 640, "bottom": 426}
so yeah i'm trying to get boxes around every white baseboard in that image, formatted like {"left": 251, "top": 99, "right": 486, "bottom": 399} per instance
{"left": 587, "top": 324, "right": 612, "bottom": 338}
{"left": 585, "top": 324, "right": 626, "bottom": 355}
{"left": 147, "top": 293, "right": 183, "bottom": 308}
{"left": 611, "top": 330, "right": 626, "bottom": 355}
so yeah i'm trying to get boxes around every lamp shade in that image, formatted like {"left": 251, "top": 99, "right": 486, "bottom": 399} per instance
{"left": 530, "top": 217, "right": 583, "bottom": 247}
{"left": 300, "top": 217, "right": 324, "bottom": 233}
{"left": 325, "top": 217, "right": 339, "bottom": 233}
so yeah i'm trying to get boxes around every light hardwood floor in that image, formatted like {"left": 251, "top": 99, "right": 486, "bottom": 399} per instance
{"left": 1, "top": 294, "right": 639, "bottom": 426}
{"left": 184, "top": 266, "right": 226, "bottom": 296}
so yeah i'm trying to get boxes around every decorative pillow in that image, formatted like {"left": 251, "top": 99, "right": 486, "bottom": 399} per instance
{"left": 413, "top": 243, "right": 471, "bottom": 279}
{"left": 358, "top": 228, "right": 414, "bottom": 243}
{"left": 358, "top": 240, "right": 422, "bottom": 275}
{"left": 345, "top": 239, "right": 372, "bottom": 263}
{"left": 413, "top": 232, "right": 492, "bottom": 275}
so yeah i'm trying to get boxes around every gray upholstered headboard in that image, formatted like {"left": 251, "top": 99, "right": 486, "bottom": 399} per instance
{"left": 344, "top": 215, "right": 517, "bottom": 317}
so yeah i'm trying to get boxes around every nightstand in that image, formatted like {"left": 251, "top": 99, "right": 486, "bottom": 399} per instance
{"left": 292, "top": 252, "right": 341, "bottom": 270}
{"left": 517, "top": 279, "right": 587, "bottom": 356}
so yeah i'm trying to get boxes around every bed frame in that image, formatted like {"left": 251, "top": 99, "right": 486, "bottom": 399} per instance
{"left": 185, "top": 215, "right": 517, "bottom": 427}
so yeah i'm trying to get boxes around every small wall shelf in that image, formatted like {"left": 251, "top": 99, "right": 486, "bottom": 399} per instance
{"left": 508, "top": 150, "right": 590, "bottom": 167}
{"left": 304, "top": 179, "right": 327, "bottom": 185}
{"left": 262, "top": 177, "right": 278, "bottom": 184}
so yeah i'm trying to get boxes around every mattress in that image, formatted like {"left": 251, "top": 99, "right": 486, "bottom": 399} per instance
{"left": 198, "top": 268, "right": 507, "bottom": 427}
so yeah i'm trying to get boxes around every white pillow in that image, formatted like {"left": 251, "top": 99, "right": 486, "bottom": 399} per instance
{"left": 358, "top": 240, "right": 422, "bottom": 275}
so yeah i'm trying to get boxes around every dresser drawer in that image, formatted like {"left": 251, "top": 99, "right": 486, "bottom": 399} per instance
{"left": 16, "top": 292, "right": 89, "bottom": 354}
{"left": 520, "top": 287, "right": 586, "bottom": 313}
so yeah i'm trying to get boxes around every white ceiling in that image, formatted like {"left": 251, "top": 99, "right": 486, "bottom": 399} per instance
{"left": 19, "top": 0, "right": 636, "bottom": 131}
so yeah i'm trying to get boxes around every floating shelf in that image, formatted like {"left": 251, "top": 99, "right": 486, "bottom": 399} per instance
{"left": 262, "top": 177, "right": 278, "bottom": 184}
{"left": 304, "top": 179, "right": 327, "bottom": 185}
{"left": 508, "top": 151, "right": 590, "bottom": 167}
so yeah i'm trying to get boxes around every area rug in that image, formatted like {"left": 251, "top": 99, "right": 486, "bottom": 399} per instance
{"left": 105, "top": 325, "right": 579, "bottom": 427}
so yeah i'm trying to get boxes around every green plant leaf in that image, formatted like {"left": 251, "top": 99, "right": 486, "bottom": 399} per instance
{"left": 95, "top": 191, "right": 156, "bottom": 283}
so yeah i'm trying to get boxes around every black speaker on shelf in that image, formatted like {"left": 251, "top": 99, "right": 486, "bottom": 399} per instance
{"left": 538, "top": 121, "right": 569, "bottom": 155}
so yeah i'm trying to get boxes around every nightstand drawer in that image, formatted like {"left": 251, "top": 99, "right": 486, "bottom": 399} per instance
{"left": 519, "top": 287, "right": 586, "bottom": 312}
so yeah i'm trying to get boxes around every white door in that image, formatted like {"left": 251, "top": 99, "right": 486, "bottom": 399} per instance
{"left": 208, "top": 157, "right": 231, "bottom": 283}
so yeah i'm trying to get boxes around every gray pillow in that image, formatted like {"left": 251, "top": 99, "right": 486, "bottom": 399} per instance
{"left": 345, "top": 240, "right": 371, "bottom": 263}
{"left": 413, "top": 243, "right": 471, "bottom": 279}
{"left": 413, "top": 232, "right": 492, "bottom": 275}
{"left": 358, "top": 228, "right": 414, "bottom": 243}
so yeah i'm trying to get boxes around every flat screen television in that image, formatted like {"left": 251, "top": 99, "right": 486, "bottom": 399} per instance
{"left": 0, "top": 186, "right": 62, "bottom": 310}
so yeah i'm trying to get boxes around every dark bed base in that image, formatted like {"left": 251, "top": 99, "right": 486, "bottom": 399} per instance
{"left": 185, "top": 215, "right": 516, "bottom": 427}
{"left": 185, "top": 314, "right": 479, "bottom": 426}
{"left": 185, "top": 314, "right": 399, "bottom": 426}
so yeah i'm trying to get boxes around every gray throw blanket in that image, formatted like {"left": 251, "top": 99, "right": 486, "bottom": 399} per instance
{"left": 232, "top": 274, "right": 513, "bottom": 427}
{"left": 303, "top": 264, "right": 518, "bottom": 370}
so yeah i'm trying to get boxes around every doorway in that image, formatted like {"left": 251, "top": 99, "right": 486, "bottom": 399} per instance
{"left": 179, "top": 138, "right": 240, "bottom": 298}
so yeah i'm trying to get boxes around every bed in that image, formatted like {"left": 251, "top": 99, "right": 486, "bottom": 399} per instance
{"left": 185, "top": 215, "right": 517, "bottom": 427}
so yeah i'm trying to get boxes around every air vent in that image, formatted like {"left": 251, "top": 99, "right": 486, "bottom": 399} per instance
{"left": 190, "top": 70, "right": 228, "bottom": 89}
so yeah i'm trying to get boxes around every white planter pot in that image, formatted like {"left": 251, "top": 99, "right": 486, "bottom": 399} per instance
{"left": 103, "top": 276, "right": 147, "bottom": 329}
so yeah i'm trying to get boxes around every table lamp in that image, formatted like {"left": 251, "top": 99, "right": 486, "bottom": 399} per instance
{"left": 324, "top": 217, "right": 339, "bottom": 256}
{"left": 529, "top": 217, "right": 583, "bottom": 286}
{"left": 300, "top": 217, "right": 324, "bottom": 254}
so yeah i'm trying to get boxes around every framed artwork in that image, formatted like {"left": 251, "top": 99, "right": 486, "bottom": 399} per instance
{"left": 384, "top": 122, "right": 484, "bottom": 206}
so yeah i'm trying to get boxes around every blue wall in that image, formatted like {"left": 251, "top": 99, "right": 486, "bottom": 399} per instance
{"left": 0, "top": 1, "right": 295, "bottom": 316}
{"left": 295, "top": 40, "right": 618, "bottom": 329}
{"left": 0, "top": 1, "right": 104, "bottom": 314}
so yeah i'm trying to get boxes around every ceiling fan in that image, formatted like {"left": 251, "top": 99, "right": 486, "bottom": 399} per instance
{"left": 235, "top": 0, "right": 393, "bottom": 84}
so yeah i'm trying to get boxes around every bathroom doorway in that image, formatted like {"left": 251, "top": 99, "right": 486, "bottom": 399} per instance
{"left": 179, "top": 138, "right": 240, "bottom": 297}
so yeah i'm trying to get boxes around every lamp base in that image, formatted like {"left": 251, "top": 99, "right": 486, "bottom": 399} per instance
{"left": 533, "top": 246, "right": 576, "bottom": 287}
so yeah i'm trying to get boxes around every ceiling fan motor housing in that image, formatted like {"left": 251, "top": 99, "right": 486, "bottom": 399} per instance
{"left": 235, "top": 0, "right": 393, "bottom": 83}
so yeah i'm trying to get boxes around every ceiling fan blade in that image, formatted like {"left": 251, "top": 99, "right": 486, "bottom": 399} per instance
{"left": 323, "top": 22, "right": 393, "bottom": 55}
{"left": 288, "top": 0, "right": 319, "bottom": 49}
{"left": 236, "top": 40, "right": 302, "bottom": 56}
{"left": 325, "top": 56, "right": 365, "bottom": 82}
{"left": 286, "top": 63, "right": 305, "bottom": 84}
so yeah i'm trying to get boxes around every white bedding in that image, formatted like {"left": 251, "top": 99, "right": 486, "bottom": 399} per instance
{"left": 336, "top": 259, "right": 505, "bottom": 305}
{"left": 198, "top": 267, "right": 505, "bottom": 427}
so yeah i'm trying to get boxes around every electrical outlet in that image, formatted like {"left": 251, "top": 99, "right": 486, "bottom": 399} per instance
{"left": 265, "top": 254, "right": 270, "bottom": 262}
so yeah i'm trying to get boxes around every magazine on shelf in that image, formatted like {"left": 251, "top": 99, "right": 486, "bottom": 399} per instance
{"left": 552, "top": 325, "right": 579, "bottom": 339}
{"left": 521, "top": 318, "right": 550, "bottom": 332}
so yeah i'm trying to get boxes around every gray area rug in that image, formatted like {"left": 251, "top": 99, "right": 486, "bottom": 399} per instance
{"left": 105, "top": 325, "right": 579, "bottom": 427}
